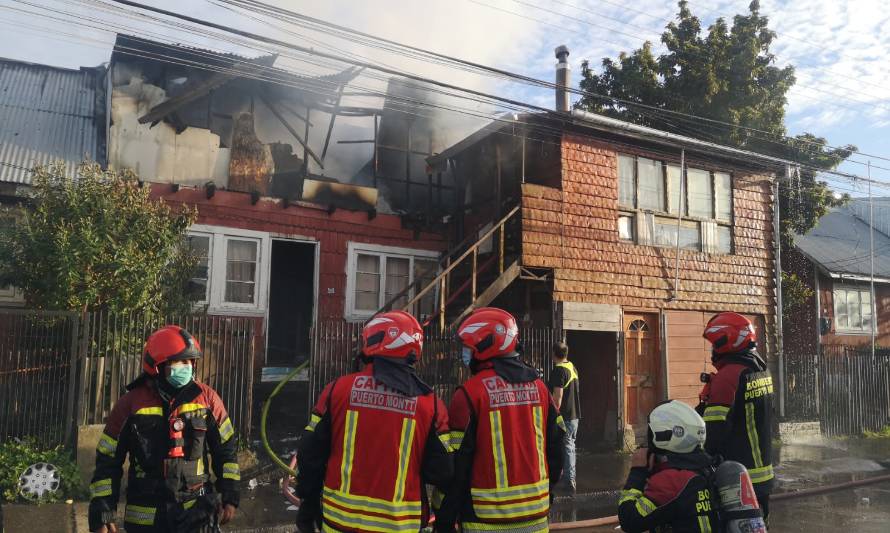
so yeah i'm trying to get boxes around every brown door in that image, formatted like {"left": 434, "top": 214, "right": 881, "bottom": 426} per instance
{"left": 624, "top": 313, "right": 661, "bottom": 437}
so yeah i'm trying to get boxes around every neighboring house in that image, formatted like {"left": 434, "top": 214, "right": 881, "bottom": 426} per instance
{"left": 419, "top": 108, "right": 786, "bottom": 445}
{"left": 786, "top": 200, "right": 890, "bottom": 357}
{"left": 0, "top": 58, "right": 107, "bottom": 306}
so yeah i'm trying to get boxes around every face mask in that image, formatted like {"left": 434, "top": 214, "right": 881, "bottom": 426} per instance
{"left": 166, "top": 364, "right": 193, "bottom": 388}
{"left": 461, "top": 346, "right": 473, "bottom": 367}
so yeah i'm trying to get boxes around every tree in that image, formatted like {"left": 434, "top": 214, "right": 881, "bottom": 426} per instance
{"left": 0, "top": 161, "right": 198, "bottom": 315}
{"left": 576, "top": 0, "right": 855, "bottom": 321}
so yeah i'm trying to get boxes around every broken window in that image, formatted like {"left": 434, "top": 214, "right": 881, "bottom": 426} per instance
{"left": 186, "top": 234, "right": 211, "bottom": 303}
{"left": 618, "top": 154, "right": 636, "bottom": 208}
{"left": 224, "top": 238, "right": 258, "bottom": 304}
{"left": 637, "top": 157, "right": 665, "bottom": 212}
{"left": 834, "top": 285, "right": 873, "bottom": 332}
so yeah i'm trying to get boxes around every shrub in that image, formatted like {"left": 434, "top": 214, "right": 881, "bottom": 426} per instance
{"left": 0, "top": 438, "right": 86, "bottom": 503}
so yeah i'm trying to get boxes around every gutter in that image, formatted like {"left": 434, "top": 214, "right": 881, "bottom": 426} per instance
{"left": 570, "top": 109, "right": 794, "bottom": 170}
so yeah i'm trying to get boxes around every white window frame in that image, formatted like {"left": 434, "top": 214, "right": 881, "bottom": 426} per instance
{"left": 833, "top": 284, "right": 873, "bottom": 333}
{"left": 188, "top": 224, "right": 272, "bottom": 316}
{"left": 345, "top": 242, "right": 439, "bottom": 322}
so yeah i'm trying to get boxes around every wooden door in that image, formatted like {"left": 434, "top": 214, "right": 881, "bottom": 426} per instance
{"left": 624, "top": 313, "right": 660, "bottom": 435}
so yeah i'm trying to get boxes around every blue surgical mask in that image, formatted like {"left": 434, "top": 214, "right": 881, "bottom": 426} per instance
{"left": 461, "top": 346, "right": 473, "bottom": 367}
{"left": 166, "top": 365, "right": 193, "bottom": 388}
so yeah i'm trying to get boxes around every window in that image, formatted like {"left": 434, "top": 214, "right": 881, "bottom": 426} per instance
{"left": 186, "top": 224, "right": 273, "bottom": 313}
{"left": 224, "top": 238, "right": 259, "bottom": 304}
{"left": 834, "top": 285, "right": 873, "bottom": 332}
{"left": 346, "top": 243, "right": 439, "bottom": 320}
{"left": 186, "top": 234, "right": 211, "bottom": 303}
{"left": 617, "top": 154, "right": 732, "bottom": 254}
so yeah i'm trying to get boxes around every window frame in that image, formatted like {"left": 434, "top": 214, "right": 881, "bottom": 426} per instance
{"left": 345, "top": 242, "right": 440, "bottom": 322}
{"left": 617, "top": 153, "right": 734, "bottom": 254}
{"left": 833, "top": 285, "right": 874, "bottom": 333}
{"left": 186, "top": 232, "right": 213, "bottom": 305}
{"left": 188, "top": 224, "right": 272, "bottom": 315}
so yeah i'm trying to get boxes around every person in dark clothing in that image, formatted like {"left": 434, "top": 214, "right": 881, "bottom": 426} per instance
{"left": 618, "top": 400, "right": 718, "bottom": 533}
{"left": 435, "top": 308, "right": 564, "bottom": 533}
{"left": 295, "top": 311, "right": 453, "bottom": 533}
{"left": 548, "top": 341, "right": 581, "bottom": 495}
{"left": 89, "top": 326, "right": 239, "bottom": 533}
{"left": 699, "top": 312, "right": 774, "bottom": 520}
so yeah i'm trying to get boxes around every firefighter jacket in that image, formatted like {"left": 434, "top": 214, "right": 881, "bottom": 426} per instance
{"left": 88, "top": 378, "right": 240, "bottom": 532}
{"left": 435, "top": 360, "right": 565, "bottom": 533}
{"left": 618, "top": 452, "right": 719, "bottom": 533}
{"left": 296, "top": 364, "right": 453, "bottom": 533}
{"left": 697, "top": 350, "right": 774, "bottom": 490}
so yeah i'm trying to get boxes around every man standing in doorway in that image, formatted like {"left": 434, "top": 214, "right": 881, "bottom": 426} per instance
{"left": 549, "top": 341, "right": 580, "bottom": 495}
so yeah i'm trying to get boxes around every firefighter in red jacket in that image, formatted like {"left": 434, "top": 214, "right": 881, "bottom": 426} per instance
{"left": 295, "top": 310, "right": 453, "bottom": 533}
{"left": 88, "top": 326, "right": 239, "bottom": 533}
{"left": 618, "top": 400, "right": 719, "bottom": 533}
{"left": 436, "top": 307, "right": 565, "bottom": 533}
{"left": 699, "top": 312, "right": 774, "bottom": 519}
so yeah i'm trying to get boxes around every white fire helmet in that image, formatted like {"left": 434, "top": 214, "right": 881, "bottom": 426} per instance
{"left": 648, "top": 400, "right": 707, "bottom": 454}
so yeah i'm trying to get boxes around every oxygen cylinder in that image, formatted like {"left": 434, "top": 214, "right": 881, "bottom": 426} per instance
{"left": 714, "top": 461, "right": 767, "bottom": 533}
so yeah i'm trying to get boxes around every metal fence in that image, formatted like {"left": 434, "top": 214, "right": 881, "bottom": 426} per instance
{"left": 820, "top": 345, "right": 890, "bottom": 436}
{"left": 0, "top": 310, "right": 80, "bottom": 447}
{"left": 0, "top": 310, "right": 259, "bottom": 448}
{"left": 309, "top": 321, "right": 559, "bottom": 407}
{"left": 784, "top": 348, "right": 821, "bottom": 421}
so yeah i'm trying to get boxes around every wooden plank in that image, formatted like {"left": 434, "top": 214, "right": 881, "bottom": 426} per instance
{"left": 562, "top": 320, "right": 621, "bottom": 332}
{"left": 562, "top": 302, "right": 620, "bottom": 332}
{"left": 259, "top": 92, "right": 324, "bottom": 168}
{"left": 452, "top": 261, "right": 520, "bottom": 326}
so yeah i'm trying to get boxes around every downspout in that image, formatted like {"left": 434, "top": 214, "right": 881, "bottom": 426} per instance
{"left": 869, "top": 162, "right": 876, "bottom": 356}
{"left": 775, "top": 169, "right": 787, "bottom": 418}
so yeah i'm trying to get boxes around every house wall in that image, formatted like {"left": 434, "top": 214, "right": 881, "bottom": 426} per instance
{"left": 521, "top": 134, "right": 778, "bottom": 414}
{"left": 149, "top": 183, "right": 446, "bottom": 320}
{"left": 817, "top": 271, "right": 890, "bottom": 347}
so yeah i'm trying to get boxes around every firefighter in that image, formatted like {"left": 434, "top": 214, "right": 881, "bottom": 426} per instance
{"left": 699, "top": 312, "right": 774, "bottom": 519}
{"left": 618, "top": 400, "right": 718, "bottom": 533}
{"left": 89, "top": 326, "right": 239, "bottom": 533}
{"left": 436, "top": 307, "right": 565, "bottom": 533}
{"left": 295, "top": 310, "right": 453, "bottom": 533}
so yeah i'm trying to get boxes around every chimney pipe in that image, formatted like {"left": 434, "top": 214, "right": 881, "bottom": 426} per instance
{"left": 555, "top": 45, "right": 571, "bottom": 112}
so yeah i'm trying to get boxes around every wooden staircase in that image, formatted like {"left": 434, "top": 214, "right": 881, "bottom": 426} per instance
{"left": 377, "top": 205, "right": 522, "bottom": 330}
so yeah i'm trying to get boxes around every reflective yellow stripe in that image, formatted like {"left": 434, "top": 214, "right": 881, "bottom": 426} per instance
{"left": 619, "top": 488, "right": 643, "bottom": 505}
{"left": 177, "top": 403, "right": 206, "bottom": 415}
{"left": 223, "top": 462, "right": 240, "bottom": 480}
{"left": 305, "top": 413, "right": 322, "bottom": 432}
{"left": 323, "top": 487, "right": 422, "bottom": 515}
{"left": 745, "top": 402, "right": 764, "bottom": 468}
{"left": 183, "top": 499, "right": 197, "bottom": 510}
{"left": 555, "top": 414, "right": 567, "bottom": 432}
{"left": 473, "top": 494, "right": 549, "bottom": 519}
{"left": 393, "top": 418, "right": 416, "bottom": 501}
{"left": 555, "top": 362, "right": 578, "bottom": 386}
{"left": 322, "top": 496, "right": 421, "bottom": 532}
{"left": 532, "top": 406, "right": 547, "bottom": 481}
{"left": 447, "top": 430, "right": 464, "bottom": 451}
{"left": 702, "top": 405, "right": 730, "bottom": 422}
{"left": 749, "top": 464, "right": 775, "bottom": 484}
{"left": 635, "top": 496, "right": 657, "bottom": 517}
{"left": 96, "top": 433, "right": 118, "bottom": 456}
{"left": 489, "top": 410, "right": 508, "bottom": 489}
{"left": 471, "top": 479, "right": 548, "bottom": 502}
{"left": 219, "top": 417, "right": 235, "bottom": 443}
{"left": 90, "top": 478, "right": 112, "bottom": 498}
{"left": 698, "top": 514, "right": 713, "bottom": 533}
{"left": 134, "top": 406, "right": 163, "bottom": 416}
{"left": 462, "top": 516, "right": 548, "bottom": 532}
{"left": 437, "top": 432, "right": 453, "bottom": 452}
{"left": 341, "top": 410, "right": 359, "bottom": 493}
{"left": 125, "top": 504, "right": 156, "bottom": 526}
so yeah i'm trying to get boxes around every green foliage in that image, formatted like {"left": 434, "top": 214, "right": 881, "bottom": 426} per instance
{"left": 0, "top": 161, "right": 199, "bottom": 315}
{"left": 862, "top": 426, "right": 890, "bottom": 439}
{"left": 781, "top": 272, "right": 813, "bottom": 319}
{"left": 0, "top": 438, "right": 86, "bottom": 503}
{"left": 577, "top": 0, "right": 856, "bottom": 244}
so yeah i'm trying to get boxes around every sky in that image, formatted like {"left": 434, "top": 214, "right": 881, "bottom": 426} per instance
{"left": 1, "top": 0, "right": 889, "bottom": 196}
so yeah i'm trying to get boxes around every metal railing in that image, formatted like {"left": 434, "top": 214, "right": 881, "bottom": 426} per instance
{"left": 308, "top": 320, "right": 558, "bottom": 408}
{"left": 820, "top": 345, "right": 890, "bottom": 436}
{"left": 0, "top": 310, "right": 259, "bottom": 448}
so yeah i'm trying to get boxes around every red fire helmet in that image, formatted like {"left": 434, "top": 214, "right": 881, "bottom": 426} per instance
{"left": 457, "top": 307, "right": 519, "bottom": 361}
{"left": 703, "top": 312, "right": 756, "bottom": 356}
{"left": 142, "top": 325, "right": 202, "bottom": 376}
{"left": 362, "top": 311, "right": 424, "bottom": 360}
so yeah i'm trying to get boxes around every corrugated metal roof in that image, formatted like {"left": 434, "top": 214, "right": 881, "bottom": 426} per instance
{"left": 795, "top": 206, "right": 890, "bottom": 279}
{"left": 0, "top": 60, "right": 101, "bottom": 185}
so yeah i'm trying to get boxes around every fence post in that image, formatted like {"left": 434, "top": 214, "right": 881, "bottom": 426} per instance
{"left": 63, "top": 313, "right": 82, "bottom": 447}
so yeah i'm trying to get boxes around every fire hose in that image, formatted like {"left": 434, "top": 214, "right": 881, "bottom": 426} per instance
{"left": 262, "top": 366, "right": 890, "bottom": 529}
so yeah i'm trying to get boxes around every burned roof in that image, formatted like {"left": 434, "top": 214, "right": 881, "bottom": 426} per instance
{"left": 0, "top": 58, "right": 104, "bottom": 185}
{"left": 795, "top": 206, "right": 890, "bottom": 281}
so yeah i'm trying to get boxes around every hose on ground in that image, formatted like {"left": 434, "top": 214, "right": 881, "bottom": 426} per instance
{"left": 259, "top": 360, "right": 310, "bottom": 478}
